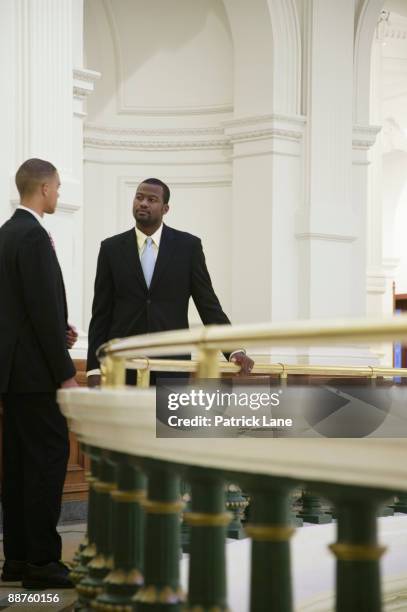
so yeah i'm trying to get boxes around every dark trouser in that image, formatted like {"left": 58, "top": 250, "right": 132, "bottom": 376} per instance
{"left": 1, "top": 392, "right": 69, "bottom": 564}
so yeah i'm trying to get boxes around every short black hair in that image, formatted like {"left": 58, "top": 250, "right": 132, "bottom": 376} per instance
{"left": 141, "top": 178, "right": 170, "bottom": 205}
{"left": 15, "top": 158, "right": 57, "bottom": 198}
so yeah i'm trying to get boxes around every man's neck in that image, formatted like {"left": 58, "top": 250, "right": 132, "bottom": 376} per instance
{"left": 136, "top": 222, "right": 161, "bottom": 236}
{"left": 20, "top": 200, "right": 44, "bottom": 218}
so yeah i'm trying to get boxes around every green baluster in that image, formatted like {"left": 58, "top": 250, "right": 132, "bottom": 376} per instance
{"left": 72, "top": 444, "right": 89, "bottom": 564}
{"left": 93, "top": 454, "right": 146, "bottom": 611}
{"left": 180, "top": 483, "right": 191, "bottom": 554}
{"left": 325, "top": 485, "right": 389, "bottom": 612}
{"left": 134, "top": 459, "right": 184, "bottom": 611}
{"left": 76, "top": 449, "right": 116, "bottom": 609}
{"left": 378, "top": 500, "right": 394, "bottom": 517}
{"left": 393, "top": 492, "right": 407, "bottom": 513}
{"left": 244, "top": 475, "right": 297, "bottom": 612}
{"left": 226, "top": 484, "right": 249, "bottom": 539}
{"left": 73, "top": 446, "right": 101, "bottom": 611}
{"left": 297, "top": 489, "right": 332, "bottom": 524}
{"left": 184, "top": 467, "right": 230, "bottom": 611}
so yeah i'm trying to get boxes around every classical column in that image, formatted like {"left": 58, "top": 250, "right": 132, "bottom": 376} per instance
{"left": 293, "top": 0, "right": 376, "bottom": 365}
{"left": 2, "top": 0, "right": 99, "bottom": 349}
{"left": 224, "top": 114, "right": 305, "bottom": 362}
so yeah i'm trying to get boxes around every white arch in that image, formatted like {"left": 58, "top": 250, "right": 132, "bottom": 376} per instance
{"left": 354, "top": 0, "right": 386, "bottom": 124}
{"left": 268, "top": 0, "right": 302, "bottom": 115}
{"left": 222, "top": 0, "right": 301, "bottom": 116}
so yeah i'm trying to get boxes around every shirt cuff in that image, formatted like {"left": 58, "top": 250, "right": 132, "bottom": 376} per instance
{"left": 86, "top": 369, "right": 101, "bottom": 377}
{"left": 228, "top": 350, "right": 246, "bottom": 361}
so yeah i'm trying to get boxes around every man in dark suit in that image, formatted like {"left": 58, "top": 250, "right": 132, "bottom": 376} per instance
{"left": 0, "top": 158, "right": 78, "bottom": 589}
{"left": 87, "top": 178, "right": 253, "bottom": 385}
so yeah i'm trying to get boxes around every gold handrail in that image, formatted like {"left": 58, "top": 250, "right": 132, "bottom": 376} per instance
{"left": 96, "top": 315, "right": 407, "bottom": 387}
{"left": 125, "top": 358, "right": 407, "bottom": 379}
{"left": 98, "top": 316, "right": 407, "bottom": 359}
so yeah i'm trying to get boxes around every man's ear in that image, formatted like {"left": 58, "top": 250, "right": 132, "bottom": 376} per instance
{"left": 41, "top": 182, "right": 49, "bottom": 197}
{"left": 163, "top": 204, "right": 169, "bottom": 215}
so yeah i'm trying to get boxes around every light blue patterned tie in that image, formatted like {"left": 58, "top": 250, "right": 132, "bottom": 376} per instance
{"left": 141, "top": 237, "right": 156, "bottom": 288}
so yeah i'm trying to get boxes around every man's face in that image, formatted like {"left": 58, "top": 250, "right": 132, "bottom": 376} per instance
{"left": 133, "top": 183, "right": 168, "bottom": 227}
{"left": 42, "top": 172, "right": 60, "bottom": 214}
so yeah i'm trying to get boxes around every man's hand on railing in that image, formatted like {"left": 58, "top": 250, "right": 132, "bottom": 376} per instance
{"left": 87, "top": 374, "right": 101, "bottom": 388}
{"left": 60, "top": 376, "right": 79, "bottom": 389}
{"left": 230, "top": 351, "right": 254, "bottom": 375}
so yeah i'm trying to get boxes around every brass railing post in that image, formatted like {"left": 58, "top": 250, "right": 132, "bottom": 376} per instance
{"left": 197, "top": 348, "right": 220, "bottom": 379}
{"left": 102, "top": 355, "right": 126, "bottom": 388}
{"left": 137, "top": 367, "right": 151, "bottom": 388}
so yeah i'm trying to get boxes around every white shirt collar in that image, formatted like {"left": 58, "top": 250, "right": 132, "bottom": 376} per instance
{"left": 16, "top": 205, "right": 45, "bottom": 227}
{"left": 135, "top": 223, "right": 163, "bottom": 249}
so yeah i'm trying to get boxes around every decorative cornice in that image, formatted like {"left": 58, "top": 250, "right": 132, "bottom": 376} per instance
{"left": 296, "top": 232, "right": 356, "bottom": 243}
{"left": 352, "top": 124, "right": 382, "bottom": 150}
{"left": 84, "top": 137, "right": 230, "bottom": 151}
{"left": 383, "top": 17, "right": 407, "bottom": 41}
{"left": 73, "top": 68, "right": 101, "bottom": 100}
{"left": 84, "top": 114, "right": 307, "bottom": 151}
{"left": 223, "top": 113, "right": 306, "bottom": 143}
{"left": 85, "top": 123, "right": 229, "bottom": 150}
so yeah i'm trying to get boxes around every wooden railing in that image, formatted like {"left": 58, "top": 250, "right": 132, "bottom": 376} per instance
{"left": 58, "top": 315, "right": 407, "bottom": 612}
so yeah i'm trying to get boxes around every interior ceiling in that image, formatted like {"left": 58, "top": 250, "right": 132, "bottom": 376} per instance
{"left": 384, "top": 0, "right": 407, "bottom": 17}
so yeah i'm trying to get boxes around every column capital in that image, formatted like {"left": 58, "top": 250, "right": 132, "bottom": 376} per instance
{"left": 73, "top": 67, "right": 101, "bottom": 101}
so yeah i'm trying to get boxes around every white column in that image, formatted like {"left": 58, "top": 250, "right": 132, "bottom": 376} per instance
{"left": 296, "top": 0, "right": 377, "bottom": 364}
{"left": 224, "top": 114, "right": 305, "bottom": 361}
{"left": 4, "top": 0, "right": 99, "bottom": 358}
{"left": 366, "top": 28, "right": 387, "bottom": 319}
{"left": 0, "top": 1, "right": 17, "bottom": 224}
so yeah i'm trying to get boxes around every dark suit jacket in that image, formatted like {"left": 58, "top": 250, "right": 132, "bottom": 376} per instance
{"left": 0, "top": 209, "right": 75, "bottom": 392}
{"left": 87, "top": 224, "right": 231, "bottom": 371}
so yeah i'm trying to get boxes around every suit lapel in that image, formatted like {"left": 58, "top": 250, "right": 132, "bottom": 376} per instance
{"left": 149, "top": 224, "right": 176, "bottom": 292}
{"left": 121, "top": 229, "right": 148, "bottom": 291}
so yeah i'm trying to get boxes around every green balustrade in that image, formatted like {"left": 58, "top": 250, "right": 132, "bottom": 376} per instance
{"left": 76, "top": 449, "right": 116, "bottom": 609}
{"left": 133, "top": 459, "right": 184, "bottom": 611}
{"left": 93, "top": 453, "right": 146, "bottom": 611}
{"left": 393, "top": 492, "right": 407, "bottom": 513}
{"left": 322, "top": 485, "right": 390, "bottom": 612}
{"left": 243, "top": 475, "right": 297, "bottom": 612}
{"left": 184, "top": 467, "right": 230, "bottom": 611}
{"left": 297, "top": 489, "right": 332, "bottom": 524}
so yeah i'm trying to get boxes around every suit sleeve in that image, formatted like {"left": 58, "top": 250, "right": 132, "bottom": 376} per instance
{"left": 18, "top": 226, "right": 75, "bottom": 385}
{"left": 191, "top": 239, "right": 231, "bottom": 326}
{"left": 86, "top": 242, "right": 115, "bottom": 371}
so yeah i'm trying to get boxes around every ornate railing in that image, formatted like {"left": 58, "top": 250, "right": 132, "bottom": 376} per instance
{"left": 58, "top": 316, "right": 407, "bottom": 611}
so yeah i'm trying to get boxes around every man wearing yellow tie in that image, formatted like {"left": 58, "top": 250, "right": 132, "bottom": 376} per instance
{"left": 86, "top": 178, "right": 253, "bottom": 386}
